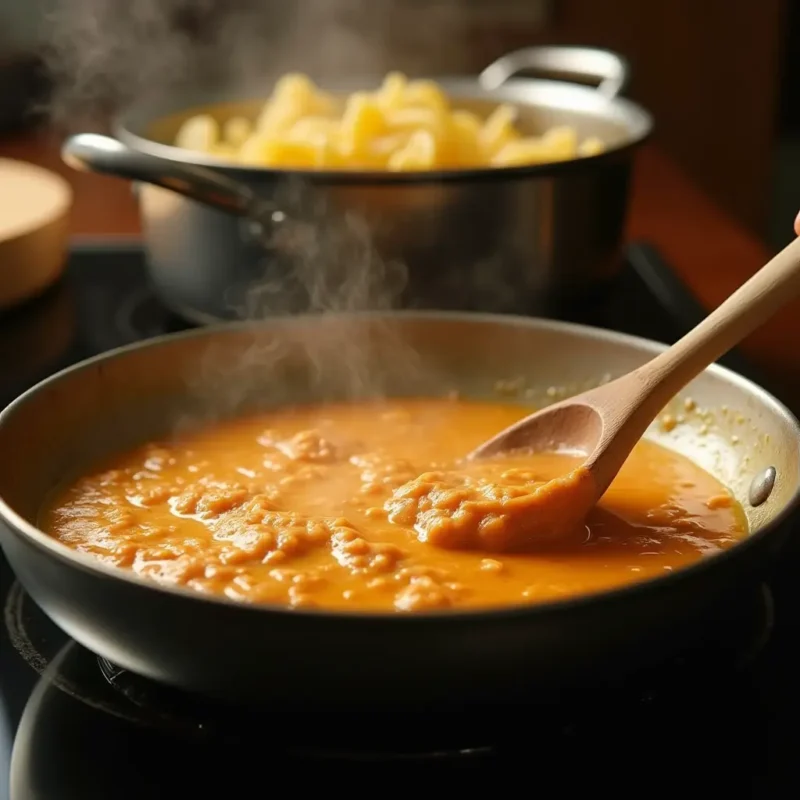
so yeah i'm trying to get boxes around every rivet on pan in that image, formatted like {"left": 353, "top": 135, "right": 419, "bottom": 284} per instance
{"left": 749, "top": 466, "right": 777, "bottom": 507}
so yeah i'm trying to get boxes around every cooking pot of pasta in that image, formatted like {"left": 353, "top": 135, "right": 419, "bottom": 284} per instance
{"left": 0, "top": 312, "right": 797, "bottom": 713}
{"left": 62, "top": 46, "right": 652, "bottom": 324}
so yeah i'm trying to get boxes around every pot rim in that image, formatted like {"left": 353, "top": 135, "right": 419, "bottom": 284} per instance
{"left": 1, "top": 310, "right": 792, "bottom": 624}
{"left": 113, "top": 75, "right": 654, "bottom": 187}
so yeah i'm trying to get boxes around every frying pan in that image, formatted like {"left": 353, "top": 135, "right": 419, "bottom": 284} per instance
{"left": 0, "top": 312, "right": 797, "bottom": 712}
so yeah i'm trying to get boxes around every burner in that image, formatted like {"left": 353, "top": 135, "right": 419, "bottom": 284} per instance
{"left": 97, "top": 651, "right": 498, "bottom": 760}
{"left": 8, "top": 639, "right": 780, "bottom": 799}
{"left": 4, "top": 581, "right": 67, "bottom": 676}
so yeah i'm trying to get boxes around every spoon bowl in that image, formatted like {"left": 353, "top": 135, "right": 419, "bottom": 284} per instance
{"left": 469, "top": 235, "right": 800, "bottom": 549}
{"left": 470, "top": 398, "right": 604, "bottom": 460}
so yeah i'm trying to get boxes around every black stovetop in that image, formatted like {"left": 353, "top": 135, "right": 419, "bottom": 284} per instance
{"left": 1, "top": 242, "right": 799, "bottom": 799}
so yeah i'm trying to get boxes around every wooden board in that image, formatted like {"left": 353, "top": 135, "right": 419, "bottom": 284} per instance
{"left": 0, "top": 157, "right": 72, "bottom": 309}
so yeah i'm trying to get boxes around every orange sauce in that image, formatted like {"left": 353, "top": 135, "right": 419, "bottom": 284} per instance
{"left": 41, "top": 398, "right": 746, "bottom": 612}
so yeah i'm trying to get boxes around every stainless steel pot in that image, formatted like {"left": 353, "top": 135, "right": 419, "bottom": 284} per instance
{"left": 0, "top": 312, "right": 797, "bottom": 712}
{"left": 62, "top": 46, "right": 652, "bottom": 325}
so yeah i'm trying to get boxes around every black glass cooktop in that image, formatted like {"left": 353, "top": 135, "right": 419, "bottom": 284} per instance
{"left": 1, "top": 242, "right": 799, "bottom": 799}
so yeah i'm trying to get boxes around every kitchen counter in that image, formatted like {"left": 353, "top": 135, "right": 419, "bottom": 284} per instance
{"left": 1, "top": 128, "right": 796, "bottom": 398}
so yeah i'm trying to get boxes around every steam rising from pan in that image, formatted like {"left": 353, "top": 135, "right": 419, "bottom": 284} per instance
{"left": 212, "top": 175, "right": 424, "bottom": 409}
{"left": 43, "top": 0, "right": 470, "bottom": 130}
{"left": 43, "top": 0, "right": 474, "bottom": 416}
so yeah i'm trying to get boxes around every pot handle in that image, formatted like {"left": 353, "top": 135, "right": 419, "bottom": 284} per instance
{"left": 479, "top": 45, "right": 631, "bottom": 100}
{"left": 62, "top": 133, "right": 269, "bottom": 218}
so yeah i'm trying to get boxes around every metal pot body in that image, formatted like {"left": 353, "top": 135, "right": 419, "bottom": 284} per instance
{"left": 63, "top": 46, "right": 653, "bottom": 324}
{"left": 134, "top": 148, "right": 635, "bottom": 323}
{"left": 0, "top": 313, "right": 797, "bottom": 711}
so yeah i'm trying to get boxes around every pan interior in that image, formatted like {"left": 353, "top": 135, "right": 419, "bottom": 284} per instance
{"left": 0, "top": 314, "right": 796, "bottom": 543}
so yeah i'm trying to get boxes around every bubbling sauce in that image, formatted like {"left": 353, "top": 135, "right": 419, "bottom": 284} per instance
{"left": 41, "top": 398, "right": 745, "bottom": 612}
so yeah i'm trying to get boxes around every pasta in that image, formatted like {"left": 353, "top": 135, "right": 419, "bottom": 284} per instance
{"left": 173, "top": 72, "right": 606, "bottom": 171}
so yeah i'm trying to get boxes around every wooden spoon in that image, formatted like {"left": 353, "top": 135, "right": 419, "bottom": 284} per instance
{"left": 468, "top": 235, "right": 800, "bottom": 548}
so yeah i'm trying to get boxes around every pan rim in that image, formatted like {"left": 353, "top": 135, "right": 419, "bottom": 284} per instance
{"left": 1, "top": 309, "right": 798, "bottom": 624}
{"left": 114, "top": 76, "right": 654, "bottom": 187}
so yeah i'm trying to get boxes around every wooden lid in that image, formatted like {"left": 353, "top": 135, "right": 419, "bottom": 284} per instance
{"left": 0, "top": 158, "right": 72, "bottom": 309}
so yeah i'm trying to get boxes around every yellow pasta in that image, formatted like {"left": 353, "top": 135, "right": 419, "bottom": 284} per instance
{"left": 387, "top": 129, "right": 437, "bottom": 171}
{"left": 173, "top": 72, "right": 607, "bottom": 171}
{"left": 579, "top": 136, "right": 606, "bottom": 157}
{"left": 339, "top": 93, "right": 387, "bottom": 160}
{"left": 376, "top": 72, "right": 407, "bottom": 110}
{"left": 175, "top": 113, "right": 218, "bottom": 152}
{"left": 222, "top": 116, "right": 252, "bottom": 148}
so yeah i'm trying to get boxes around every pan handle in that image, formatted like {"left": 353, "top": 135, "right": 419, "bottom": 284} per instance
{"left": 62, "top": 133, "right": 268, "bottom": 218}
{"left": 479, "top": 45, "right": 631, "bottom": 100}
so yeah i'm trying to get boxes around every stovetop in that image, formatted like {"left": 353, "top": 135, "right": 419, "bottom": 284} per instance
{"left": 1, "top": 242, "right": 799, "bottom": 798}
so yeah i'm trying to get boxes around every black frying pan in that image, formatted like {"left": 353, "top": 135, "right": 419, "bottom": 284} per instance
{"left": 0, "top": 312, "right": 797, "bottom": 712}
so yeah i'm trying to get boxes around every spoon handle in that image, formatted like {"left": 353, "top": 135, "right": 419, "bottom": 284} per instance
{"left": 637, "top": 235, "right": 800, "bottom": 403}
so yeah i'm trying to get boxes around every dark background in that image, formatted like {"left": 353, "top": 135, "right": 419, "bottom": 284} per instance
{"left": 0, "top": 0, "right": 796, "bottom": 244}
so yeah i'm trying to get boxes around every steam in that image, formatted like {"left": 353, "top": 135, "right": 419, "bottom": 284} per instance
{"left": 43, "top": 0, "right": 472, "bottom": 130}
{"left": 42, "top": 0, "right": 480, "bottom": 416}
{"left": 233, "top": 180, "right": 408, "bottom": 319}
{"left": 221, "top": 177, "right": 425, "bottom": 405}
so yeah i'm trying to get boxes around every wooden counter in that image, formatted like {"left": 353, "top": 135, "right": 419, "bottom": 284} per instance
{"left": 1, "top": 128, "right": 796, "bottom": 400}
